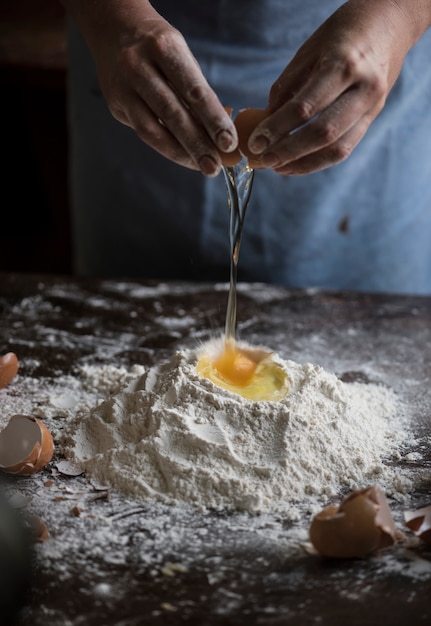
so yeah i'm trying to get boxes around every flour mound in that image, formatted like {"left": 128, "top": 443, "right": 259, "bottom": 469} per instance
{"left": 63, "top": 348, "right": 406, "bottom": 515}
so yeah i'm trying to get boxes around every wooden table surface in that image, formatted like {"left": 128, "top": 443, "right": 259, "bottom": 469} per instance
{"left": 0, "top": 273, "right": 430, "bottom": 626}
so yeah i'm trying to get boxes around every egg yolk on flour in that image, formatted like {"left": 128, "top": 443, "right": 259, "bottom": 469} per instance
{"left": 196, "top": 343, "right": 289, "bottom": 401}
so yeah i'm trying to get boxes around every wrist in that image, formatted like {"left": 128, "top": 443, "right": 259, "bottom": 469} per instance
{"left": 61, "top": 1, "right": 158, "bottom": 41}
{"left": 360, "top": 0, "right": 431, "bottom": 46}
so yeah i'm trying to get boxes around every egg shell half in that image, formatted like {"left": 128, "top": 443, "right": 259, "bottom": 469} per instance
{"left": 0, "top": 414, "right": 54, "bottom": 475}
{"left": 218, "top": 107, "right": 269, "bottom": 168}
{"left": 309, "top": 486, "right": 396, "bottom": 558}
{"left": 0, "top": 352, "right": 19, "bottom": 389}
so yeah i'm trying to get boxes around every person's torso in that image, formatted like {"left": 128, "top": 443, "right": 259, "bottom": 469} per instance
{"left": 152, "top": 0, "right": 345, "bottom": 50}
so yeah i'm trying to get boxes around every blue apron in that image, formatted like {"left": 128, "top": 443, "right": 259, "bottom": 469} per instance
{"left": 68, "top": 1, "right": 431, "bottom": 294}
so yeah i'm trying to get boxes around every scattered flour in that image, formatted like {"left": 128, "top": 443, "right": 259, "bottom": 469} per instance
{"left": 63, "top": 342, "right": 409, "bottom": 515}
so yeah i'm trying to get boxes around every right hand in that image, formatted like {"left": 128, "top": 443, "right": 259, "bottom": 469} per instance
{"left": 248, "top": 0, "right": 429, "bottom": 175}
{"left": 64, "top": 0, "right": 238, "bottom": 176}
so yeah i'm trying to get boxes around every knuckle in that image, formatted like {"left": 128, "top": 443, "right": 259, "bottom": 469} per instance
{"left": 186, "top": 82, "right": 207, "bottom": 104}
{"left": 367, "top": 73, "right": 386, "bottom": 99}
{"left": 152, "top": 93, "right": 186, "bottom": 127}
{"left": 109, "top": 104, "right": 126, "bottom": 123}
{"left": 105, "top": 87, "right": 129, "bottom": 123}
{"left": 330, "top": 47, "right": 388, "bottom": 100}
{"left": 133, "top": 116, "right": 166, "bottom": 146}
{"left": 340, "top": 49, "right": 362, "bottom": 81}
{"left": 315, "top": 120, "right": 339, "bottom": 145}
{"left": 148, "top": 27, "right": 184, "bottom": 57}
{"left": 323, "top": 48, "right": 364, "bottom": 82}
{"left": 292, "top": 98, "right": 316, "bottom": 123}
{"left": 156, "top": 97, "right": 175, "bottom": 122}
{"left": 134, "top": 121, "right": 157, "bottom": 144}
{"left": 330, "top": 141, "right": 352, "bottom": 162}
{"left": 117, "top": 47, "right": 140, "bottom": 78}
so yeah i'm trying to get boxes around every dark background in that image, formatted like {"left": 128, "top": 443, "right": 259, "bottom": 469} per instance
{"left": 0, "top": 0, "right": 71, "bottom": 274}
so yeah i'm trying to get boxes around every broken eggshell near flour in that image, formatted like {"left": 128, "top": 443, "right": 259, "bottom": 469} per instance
{"left": 309, "top": 486, "right": 397, "bottom": 558}
{"left": 0, "top": 352, "right": 19, "bottom": 389}
{"left": 404, "top": 505, "right": 431, "bottom": 545}
{"left": 0, "top": 415, "right": 54, "bottom": 475}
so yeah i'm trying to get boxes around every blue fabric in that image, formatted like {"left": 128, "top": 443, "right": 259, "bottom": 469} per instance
{"left": 68, "top": 1, "right": 431, "bottom": 294}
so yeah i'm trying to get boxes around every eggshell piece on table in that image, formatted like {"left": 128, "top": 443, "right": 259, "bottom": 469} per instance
{"left": 404, "top": 505, "right": 431, "bottom": 545}
{"left": 0, "top": 415, "right": 54, "bottom": 475}
{"left": 309, "top": 486, "right": 397, "bottom": 558}
{"left": 0, "top": 352, "right": 19, "bottom": 389}
{"left": 28, "top": 515, "right": 50, "bottom": 543}
{"left": 218, "top": 107, "right": 268, "bottom": 168}
{"left": 55, "top": 459, "right": 85, "bottom": 477}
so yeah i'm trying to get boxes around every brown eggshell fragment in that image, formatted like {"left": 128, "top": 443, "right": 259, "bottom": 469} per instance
{"left": 404, "top": 505, "right": 431, "bottom": 545}
{"left": 0, "top": 352, "right": 19, "bottom": 389}
{"left": 309, "top": 486, "right": 396, "bottom": 558}
{"left": 28, "top": 515, "right": 49, "bottom": 543}
{"left": 369, "top": 485, "right": 398, "bottom": 548}
{"left": 0, "top": 415, "right": 54, "bottom": 475}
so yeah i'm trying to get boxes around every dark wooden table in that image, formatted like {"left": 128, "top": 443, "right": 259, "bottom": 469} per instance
{"left": 0, "top": 273, "right": 430, "bottom": 626}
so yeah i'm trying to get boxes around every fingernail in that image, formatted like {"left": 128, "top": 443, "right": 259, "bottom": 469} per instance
{"left": 249, "top": 135, "right": 269, "bottom": 154}
{"left": 216, "top": 129, "right": 236, "bottom": 152}
{"left": 199, "top": 155, "right": 219, "bottom": 177}
{"left": 262, "top": 152, "right": 281, "bottom": 168}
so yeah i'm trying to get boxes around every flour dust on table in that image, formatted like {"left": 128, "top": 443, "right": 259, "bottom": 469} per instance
{"left": 62, "top": 340, "right": 410, "bottom": 517}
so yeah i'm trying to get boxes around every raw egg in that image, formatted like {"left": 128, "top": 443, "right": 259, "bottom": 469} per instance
{"left": 309, "top": 486, "right": 397, "bottom": 559}
{"left": 212, "top": 343, "right": 257, "bottom": 387}
{"left": 196, "top": 340, "right": 289, "bottom": 401}
{"left": 0, "top": 414, "right": 54, "bottom": 475}
{"left": 0, "top": 352, "right": 19, "bottom": 389}
{"left": 219, "top": 107, "right": 268, "bottom": 169}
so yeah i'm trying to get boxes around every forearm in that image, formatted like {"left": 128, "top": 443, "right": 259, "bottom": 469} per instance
{"left": 391, "top": 0, "right": 431, "bottom": 41}
{"left": 351, "top": 0, "right": 431, "bottom": 48}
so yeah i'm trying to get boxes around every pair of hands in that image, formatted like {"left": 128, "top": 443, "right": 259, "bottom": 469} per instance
{"left": 65, "top": 0, "right": 429, "bottom": 177}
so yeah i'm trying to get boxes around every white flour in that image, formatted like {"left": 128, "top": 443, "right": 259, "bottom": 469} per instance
{"left": 63, "top": 341, "right": 409, "bottom": 516}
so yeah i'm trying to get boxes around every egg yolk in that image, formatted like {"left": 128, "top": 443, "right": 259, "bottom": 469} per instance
{"left": 212, "top": 345, "right": 257, "bottom": 387}
{"left": 196, "top": 344, "right": 289, "bottom": 402}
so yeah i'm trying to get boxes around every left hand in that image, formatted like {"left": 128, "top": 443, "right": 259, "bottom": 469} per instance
{"left": 248, "top": 0, "right": 430, "bottom": 175}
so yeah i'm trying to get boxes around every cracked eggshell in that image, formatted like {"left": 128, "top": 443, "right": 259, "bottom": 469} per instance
{"left": 404, "top": 505, "right": 431, "bottom": 545}
{"left": 309, "top": 486, "right": 397, "bottom": 558}
{"left": 218, "top": 107, "right": 269, "bottom": 168}
{"left": 0, "top": 415, "right": 54, "bottom": 475}
{"left": 0, "top": 352, "right": 19, "bottom": 389}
